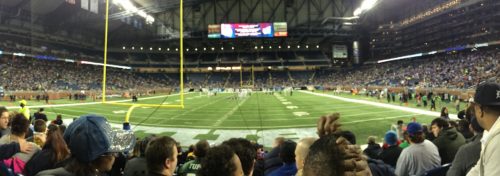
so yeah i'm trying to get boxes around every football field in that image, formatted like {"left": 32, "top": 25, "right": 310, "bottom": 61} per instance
{"left": 2, "top": 91, "right": 441, "bottom": 147}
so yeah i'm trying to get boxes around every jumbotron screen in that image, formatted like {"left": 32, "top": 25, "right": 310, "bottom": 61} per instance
{"left": 208, "top": 22, "right": 287, "bottom": 38}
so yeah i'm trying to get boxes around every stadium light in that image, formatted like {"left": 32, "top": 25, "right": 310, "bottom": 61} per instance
{"left": 186, "top": 48, "right": 189, "bottom": 52}
{"left": 175, "top": 48, "right": 179, "bottom": 51}
{"left": 261, "top": 46, "right": 264, "bottom": 49}
{"left": 149, "top": 47, "right": 153, "bottom": 51}
{"left": 287, "top": 45, "right": 291, "bottom": 49}
{"left": 203, "top": 48, "right": 207, "bottom": 51}
{"left": 195, "top": 48, "right": 198, "bottom": 51}
{"left": 158, "top": 48, "right": 162, "bottom": 51}
{"left": 297, "top": 45, "right": 301, "bottom": 49}
{"left": 231, "top": 47, "right": 235, "bottom": 50}
{"left": 254, "top": 46, "right": 258, "bottom": 50}
{"left": 354, "top": 0, "right": 378, "bottom": 16}
{"left": 13, "top": 53, "right": 26, "bottom": 57}
{"left": 140, "top": 47, "right": 143, "bottom": 50}
{"left": 221, "top": 47, "right": 224, "bottom": 50}
{"left": 167, "top": 48, "right": 170, "bottom": 51}
{"left": 131, "top": 46, "right": 135, "bottom": 50}
{"left": 316, "top": 45, "right": 320, "bottom": 48}
{"left": 279, "top": 46, "right": 282, "bottom": 49}
{"left": 113, "top": 0, "right": 155, "bottom": 24}
{"left": 269, "top": 46, "right": 272, "bottom": 49}
{"left": 306, "top": 45, "right": 309, "bottom": 49}
{"left": 122, "top": 46, "right": 126, "bottom": 50}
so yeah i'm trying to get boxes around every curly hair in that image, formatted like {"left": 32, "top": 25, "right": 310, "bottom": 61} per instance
{"left": 303, "top": 135, "right": 344, "bottom": 176}
{"left": 10, "top": 113, "right": 30, "bottom": 136}
{"left": 222, "top": 138, "right": 256, "bottom": 175}
{"left": 198, "top": 145, "right": 238, "bottom": 176}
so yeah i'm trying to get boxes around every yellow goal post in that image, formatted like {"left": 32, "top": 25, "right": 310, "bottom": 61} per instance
{"left": 101, "top": 0, "right": 185, "bottom": 126}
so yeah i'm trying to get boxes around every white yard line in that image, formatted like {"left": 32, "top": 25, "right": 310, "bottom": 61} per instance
{"left": 299, "top": 90, "right": 458, "bottom": 119}
{"left": 165, "top": 95, "right": 231, "bottom": 121}
{"left": 211, "top": 96, "right": 250, "bottom": 127}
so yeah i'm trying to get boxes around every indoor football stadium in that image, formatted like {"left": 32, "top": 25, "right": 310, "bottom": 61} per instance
{"left": 0, "top": 0, "right": 499, "bottom": 176}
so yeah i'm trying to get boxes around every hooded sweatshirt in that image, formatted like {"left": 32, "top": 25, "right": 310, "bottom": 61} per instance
{"left": 432, "top": 127, "right": 466, "bottom": 164}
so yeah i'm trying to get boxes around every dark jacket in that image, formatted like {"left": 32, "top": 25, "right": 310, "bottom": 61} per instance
{"left": 432, "top": 127, "right": 466, "bottom": 164}
{"left": 264, "top": 147, "right": 283, "bottom": 175}
{"left": 363, "top": 143, "right": 382, "bottom": 159}
{"left": 26, "top": 149, "right": 54, "bottom": 176}
{"left": 123, "top": 157, "right": 148, "bottom": 176}
{"left": 378, "top": 145, "right": 402, "bottom": 168}
{"left": 0, "top": 143, "right": 20, "bottom": 160}
{"left": 368, "top": 159, "right": 396, "bottom": 176}
{"left": 446, "top": 133, "right": 483, "bottom": 176}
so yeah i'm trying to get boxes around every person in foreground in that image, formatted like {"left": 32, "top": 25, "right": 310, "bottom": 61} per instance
{"left": 145, "top": 136, "right": 178, "bottom": 176}
{"left": 36, "top": 114, "right": 136, "bottom": 176}
{"left": 197, "top": 144, "right": 244, "bottom": 176}
{"left": 467, "top": 82, "right": 500, "bottom": 176}
{"left": 395, "top": 122, "right": 441, "bottom": 176}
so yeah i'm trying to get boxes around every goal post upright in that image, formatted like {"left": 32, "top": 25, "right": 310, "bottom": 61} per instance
{"left": 101, "top": 0, "right": 185, "bottom": 126}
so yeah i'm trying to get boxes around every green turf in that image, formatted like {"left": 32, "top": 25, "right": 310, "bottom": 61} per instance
{"left": 8, "top": 91, "right": 437, "bottom": 143}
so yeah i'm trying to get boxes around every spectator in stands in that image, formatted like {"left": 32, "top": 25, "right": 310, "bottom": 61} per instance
{"left": 294, "top": 137, "right": 316, "bottom": 176}
{"left": 198, "top": 144, "right": 244, "bottom": 176}
{"left": 306, "top": 113, "right": 396, "bottom": 176}
{"left": 34, "top": 108, "right": 48, "bottom": 122}
{"left": 51, "top": 114, "right": 63, "bottom": 125}
{"left": 431, "top": 117, "right": 466, "bottom": 164}
{"left": 267, "top": 140, "right": 297, "bottom": 176}
{"left": 19, "top": 100, "right": 30, "bottom": 119}
{"left": 467, "top": 82, "right": 500, "bottom": 176}
{"left": 447, "top": 116, "right": 484, "bottom": 176}
{"left": 178, "top": 144, "right": 194, "bottom": 166}
{"left": 441, "top": 107, "right": 450, "bottom": 120}
{"left": 32, "top": 119, "right": 47, "bottom": 147}
{"left": 0, "top": 114, "right": 41, "bottom": 174}
{"left": 264, "top": 137, "right": 286, "bottom": 174}
{"left": 222, "top": 138, "right": 256, "bottom": 176}
{"left": 146, "top": 136, "right": 178, "bottom": 176}
{"left": 124, "top": 135, "right": 155, "bottom": 176}
{"left": 302, "top": 134, "right": 372, "bottom": 176}
{"left": 423, "top": 124, "right": 436, "bottom": 141}
{"left": 178, "top": 140, "right": 210, "bottom": 176}
{"left": 378, "top": 131, "right": 402, "bottom": 168}
{"left": 395, "top": 122, "right": 441, "bottom": 176}
{"left": 25, "top": 125, "right": 70, "bottom": 175}
{"left": 0, "top": 107, "right": 10, "bottom": 138}
{"left": 37, "top": 115, "right": 135, "bottom": 176}
{"left": 363, "top": 136, "right": 382, "bottom": 159}
{"left": 457, "top": 119, "right": 474, "bottom": 139}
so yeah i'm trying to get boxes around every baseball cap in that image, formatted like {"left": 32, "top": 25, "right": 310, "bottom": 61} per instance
{"left": 406, "top": 122, "right": 423, "bottom": 136}
{"left": 473, "top": 82, "right": 500, "bottom": 106}
{"left": 64, "top": 114, "right": 136, "bottom": 162}
{"left": 384, "top": 131, "right": 398, "bottom": 146}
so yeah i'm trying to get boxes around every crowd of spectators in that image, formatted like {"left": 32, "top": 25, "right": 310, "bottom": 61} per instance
{"left": 2, "top": 41, "right": 499, "bottom": 92}
{"left": 313, "top": 50, "right": 500, "bottom": 89}
{"left": 0, "top": 57, "right": 169, "bottom": 91}
{"left": 0, "top": 82, "right": 498, "bottom": 176}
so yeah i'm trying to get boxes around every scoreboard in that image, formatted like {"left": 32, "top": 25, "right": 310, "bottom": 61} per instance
{"left": 208, "top": 22, "right": 287, "bottom": 38}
